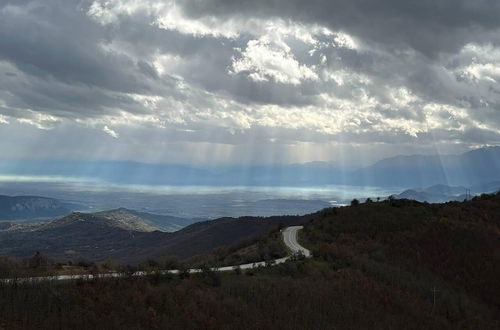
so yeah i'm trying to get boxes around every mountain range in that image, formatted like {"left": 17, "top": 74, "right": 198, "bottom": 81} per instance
{"left": 393, "top": 182, "right": 500, "bottom": 203}
{"left": 0, "top": 146, "right": 498, "bottom": 187}
{"left": 353, "top": 147, "right": 500, "bottom": 187}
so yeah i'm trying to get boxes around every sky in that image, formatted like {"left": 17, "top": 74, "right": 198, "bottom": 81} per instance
{"left": 1, "top": 0, "right": 500, "bottom": 166}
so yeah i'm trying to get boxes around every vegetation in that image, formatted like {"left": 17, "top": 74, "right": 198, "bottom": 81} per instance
{"left": 188, "top": 225, "right": 287, "bottom": 267}
{"left": 0, "top": 193, "right": 499, "bottom": 329}
{"left": 0, "top": 212, "right": 304, "bottom": 264}
{"left": 303, "top": 192, "right": 500, "bottom": 326}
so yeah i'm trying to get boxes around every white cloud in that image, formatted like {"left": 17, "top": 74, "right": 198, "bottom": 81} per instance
{"left": 16, "top": 113, "right": 60, "bottom": 130}
{"left": 154, "top": 3, "right": 239, "bottom": 38}
{"left": 88, "top": 0, "right": 334, "bottom": 41}
{"left": 87, "top": 0, "right": 153, "bottom": 25}
{"left": 88, "top": 0, "right": 242, "bottom": 38}
{"left": 333, "top": 32, "right": 358, "bottom": 50}
{"left": 0, "top": 114, "right": 8, "bottom": 124}
{"left": 231, "top": 37, "right": 318, "bottom": 85}
{"left": 103, "top": 125, "right": 119, "bottom": 138}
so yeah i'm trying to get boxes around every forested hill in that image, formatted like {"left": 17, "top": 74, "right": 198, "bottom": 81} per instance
{"left": 303, "top": 192, "right": 500, "bottom": 319}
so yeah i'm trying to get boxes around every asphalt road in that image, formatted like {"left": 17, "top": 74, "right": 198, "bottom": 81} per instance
{"left": 1, "top": 226, "right": 311, "bottom": 283}
{"left": 282, "top": 225, "right": 311, "bottom": 257}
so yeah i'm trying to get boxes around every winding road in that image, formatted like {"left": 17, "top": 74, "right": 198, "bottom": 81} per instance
{"left": 215, "top": 225, "right": 310, "bottom": 271}
{"left": 282, "top": 226, "right": 311, "bottom": 257}
{"left": 1, "top": 226, "right": 311, "bottom": 283}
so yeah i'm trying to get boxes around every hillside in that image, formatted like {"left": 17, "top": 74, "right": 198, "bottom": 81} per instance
{"left": 95, "top": 208, "right": 203, "bottom": 232}
{"left": 0, "top": 211, "right": 305, "bottom": 264}
{"left": 303, "top": 192, "right": 500, "bottom": 319}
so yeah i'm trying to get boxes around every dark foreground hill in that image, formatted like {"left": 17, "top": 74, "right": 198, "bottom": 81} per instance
{"left": 304, "top": 193, "right": 500, "bottom": 318}
{"left": 0, "top": 210, "right": 304, "bottom": 264}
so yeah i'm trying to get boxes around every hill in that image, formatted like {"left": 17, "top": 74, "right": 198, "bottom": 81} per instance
{"left": 0, "top": 211, "right": 304, "bottom": 264}
{"left": 303, "top": 193, "right": 500, "bottom": 321}
{"left": 93, "top": 208, "right": 201, "bottom": 232}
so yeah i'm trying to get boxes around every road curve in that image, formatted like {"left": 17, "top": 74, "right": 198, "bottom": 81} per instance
{"left": 1, "top": 226, "right": 311, "bottom": 283}
{"left": 282, "top": 226, "right": 311, "bottom": 257}
{"left": 214, "top": 225, "right": 310, "bottom": 271}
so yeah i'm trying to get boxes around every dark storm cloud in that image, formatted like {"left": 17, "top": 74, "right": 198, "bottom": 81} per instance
{"left": 0, "top": 1, "right": 140, "bottom": 92}
{"left": 182, "top": 0, "right": 500, "bottom": 56}
{"left": 0, "top": 0, "right": 183, "bottom": 119}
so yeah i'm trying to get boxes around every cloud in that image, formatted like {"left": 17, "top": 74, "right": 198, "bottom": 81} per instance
{"left": 0, "top": 0, "right": 498, "bottom": 164}
{"left": 181, "top": 0, "right": 500, "bottom": 56}
{"left": 103, "top": 125, "right": 119, "bottom": 138}
{"left": 231, "top": 37, "right": 318, "bottom": 85}
{"left": 0, "top": 114, "right": 8, "bottom": 124}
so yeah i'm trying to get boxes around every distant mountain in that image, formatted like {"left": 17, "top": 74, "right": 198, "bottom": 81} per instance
{"left": 355, "top": 147, "right": 500, "bottom": 187}
{"left": 424, "top": 184, "right": 467, "bottom": 196}
{"left": 0, "top": 158, "right": 347, "bottom": 186}
{"left": 396, "top": 189, "right": 432, "bottom": 202}
{"left": 0, "top": 195, "right": 83, "bottom": 220}
{"left": 395, "top": 189, "right": 466, "bottom": 203}
{"left": 1, "top": 147, "right": 499, "bottom": 188}
{"left": 0, "top": 210, "right": 305, "bottom": 263}
{"left": 394, "top": 182, "right": 500, "bottom": 203}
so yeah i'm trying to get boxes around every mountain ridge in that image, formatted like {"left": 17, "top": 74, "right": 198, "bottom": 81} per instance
{"left": 1, "top": 146, "right": 499, "bottom": 187}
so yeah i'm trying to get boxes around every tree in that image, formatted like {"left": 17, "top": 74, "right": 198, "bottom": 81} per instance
{"left": 28, "top": 251, "right": 49, "bottom": 270}
{"left": 351, "top": 199, "right": 360, "bottom": 206}
{"left": 99, "top": 258, "right": 116, "bottom": 271}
